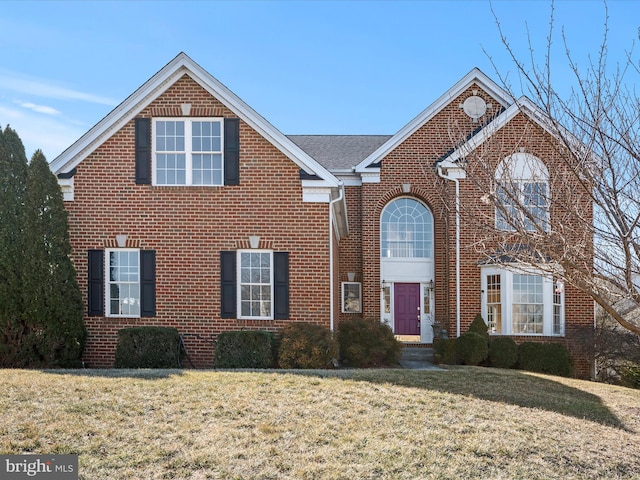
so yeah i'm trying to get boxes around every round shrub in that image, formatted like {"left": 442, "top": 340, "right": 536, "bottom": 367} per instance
{"left": 337, "top": 317, "right": 402, "bottom": 367}
{"left": 488, "top": 336, "right": 518, "bottom": 369}
{"left": 278, "top": 323, "right": 338, "bottom": 369}
{"left": 214, "top": 330, "right": 274, "bottom": 369}
{"left": 434, "top": 338, "right": 457, "bottom": 365}
{"left": 455, "top": 332, "right": 488, "bottom": 366}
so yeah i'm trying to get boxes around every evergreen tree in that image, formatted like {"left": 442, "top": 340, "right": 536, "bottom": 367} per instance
{"left": 22, "top": 150, "right": 85, "bottom": 367}
{"left": 0, "top": 125, "right": 28, "bottom": 366}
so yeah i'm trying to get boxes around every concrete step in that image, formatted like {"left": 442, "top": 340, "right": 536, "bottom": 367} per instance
{"left": 401, "top": 347, "right": 434, "bottom": 362}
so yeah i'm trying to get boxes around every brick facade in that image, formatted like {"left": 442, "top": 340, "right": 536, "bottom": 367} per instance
{"left": 53, "top": 55, "right": 594, "bottom": 377}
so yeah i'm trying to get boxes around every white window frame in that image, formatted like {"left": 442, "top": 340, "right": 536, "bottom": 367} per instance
{"left": 237, "top": 250, "right": 274, "bottom": 320}
{"left": 495, "top": 153, "right": 550, "bottom": 232}
{"left": 481, "top": 265, "right": 564, "bottom": 337}
{"left": 106, "top": 248, "right": 141, "bottom": 318}
{"left": 341, "top": 282, "right": 362, "bottom": 314}
{"left": 380, "top": 197, "right": 434, "bottom": 259}
{"left": 152, "top": 117, "right": 224, "bottom": 186}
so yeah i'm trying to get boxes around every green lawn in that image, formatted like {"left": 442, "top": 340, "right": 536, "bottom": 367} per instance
{"left": 1, "top": 367, "right": 639, "bottom": 479}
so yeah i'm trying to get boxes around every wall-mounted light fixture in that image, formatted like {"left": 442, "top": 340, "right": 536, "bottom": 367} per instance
{"left": 427, "top": 280, "right": 434, "bottom": 291}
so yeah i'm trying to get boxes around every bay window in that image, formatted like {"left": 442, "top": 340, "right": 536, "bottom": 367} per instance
{"left": 481, "top": 266, "right": 564, "bottom": 336}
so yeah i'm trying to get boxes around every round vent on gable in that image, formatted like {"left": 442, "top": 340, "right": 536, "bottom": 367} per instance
{"left": 462, "top": 95, "right": 487, "bottom": 121}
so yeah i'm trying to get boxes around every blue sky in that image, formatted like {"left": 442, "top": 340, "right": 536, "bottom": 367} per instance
{"left": 1, "top": 0, "right": 638, "bottom": 160}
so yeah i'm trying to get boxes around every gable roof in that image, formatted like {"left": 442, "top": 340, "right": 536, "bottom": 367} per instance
{"left": 288, "top": 135, "right": 392, "bottom": 172}
{"left": 437, "top": 96, "right": 570, "bottom": 168}
{"left": 354, "top": 68, "right": 514, "bottom": 173}
{"left": 50, "top": 53, "right": 340, "bottom": 188}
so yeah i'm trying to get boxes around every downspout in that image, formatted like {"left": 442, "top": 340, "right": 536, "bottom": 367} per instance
{"left": 437, "top": 165, "right": 463, "bottom": 338}
{"left": 329, "top": 182, "right": 345, "bottom": 332}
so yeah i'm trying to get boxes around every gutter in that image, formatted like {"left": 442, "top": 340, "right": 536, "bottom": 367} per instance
{"left": 436, "top": 163, "right": 466, "bottom": 338}
{"left": 329, "top": 182, "right": 345, "bottom": 332}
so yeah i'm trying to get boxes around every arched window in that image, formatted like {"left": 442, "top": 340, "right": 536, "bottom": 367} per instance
{"left": 495, "top": 153, "right": 549, "bottom": 232}
{"left": 381, "top": 198, "right": 433, "bottom": 258}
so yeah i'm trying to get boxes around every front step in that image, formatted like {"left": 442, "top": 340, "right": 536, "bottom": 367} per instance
{"left": 401, "top": 347, "right": 435, "bottom": 363}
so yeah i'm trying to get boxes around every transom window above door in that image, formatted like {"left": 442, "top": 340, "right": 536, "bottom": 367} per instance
{"left": 381, "top": 197, "right": 433, "bottom": 258}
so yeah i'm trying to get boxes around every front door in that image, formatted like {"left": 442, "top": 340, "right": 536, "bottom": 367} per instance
{"left": 394, "top": 283, "right": 420, "bottom": 335}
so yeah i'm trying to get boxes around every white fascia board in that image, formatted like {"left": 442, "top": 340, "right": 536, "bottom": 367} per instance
{"left": 50, "top": 55, "right": 190, "bottom": 174}
{"left": 50, "top": 53, "right": 340, "bottom": 188}
{"left": 442, "top": 97, "right": 559, "bottom": 164}
{"left": 355, "top": 68, "right": 514, "bottom": 173}
{"left": 185, "top": 59, "right": 339, "bottom": 187}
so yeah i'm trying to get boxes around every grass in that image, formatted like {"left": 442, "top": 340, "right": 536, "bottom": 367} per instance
{"left": 1, "top": 367, "right": 639, "bottom": 479}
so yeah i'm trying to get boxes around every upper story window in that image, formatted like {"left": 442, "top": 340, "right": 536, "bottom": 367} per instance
{"left": 153, "top": 118, "right": 223, "bottom": 186}
{"left": 381, "top": 197, "right": 433, "bottom": 258}
{"left": 495, "top": 153, "right": 549, "bottom": 232}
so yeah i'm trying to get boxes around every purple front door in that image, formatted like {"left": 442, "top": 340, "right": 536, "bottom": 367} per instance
{"left": 394, "top": 283, "right": 420, "bottom": 335}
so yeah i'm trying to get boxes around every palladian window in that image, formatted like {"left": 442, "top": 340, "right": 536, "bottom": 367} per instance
{"left": 381, "top": 198, "right": 433, "bottom": 258}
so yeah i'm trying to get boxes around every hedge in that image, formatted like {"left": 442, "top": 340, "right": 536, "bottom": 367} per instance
{"left": 214, "top": 330, "right": 274, "bottom": 369}
{"left": 114, "top": 326, "right": 182, "bottom": 368}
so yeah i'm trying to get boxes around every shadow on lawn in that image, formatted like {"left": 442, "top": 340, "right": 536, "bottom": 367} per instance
{"left": 42, "top": 368, "right": 186, "bottom": 380}
{"left": 284, "top": 367, "right": 630, "bottom": 431}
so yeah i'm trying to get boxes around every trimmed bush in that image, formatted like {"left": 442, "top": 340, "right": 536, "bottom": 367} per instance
{"left": 620, "top": 366, "right": 640, "bottom": 389}
{"left": 114, "top": 327, "right": 182, "bottom": 368}
{"left": 518, "top": 342, "right": 573, "bottom": 377}
{"left": 337, "top": 317, "right": 403, "bottom": 367}
{"left": 434, "top": 338, "right": 457, "bottom": 365}
{"left": 278, "top": 323, "right": 338, "bottom": 369}
{"left": 467, "top": 314, "right": 489, "bottom": 339}
{"left": 455, "top": 332, "right": 489, "bottom": 366}
{"left": 214, "top": 330, "right": 274, "bottom": 369}
{"left": 488, "top": 337, "right": 518, "bottom": 369}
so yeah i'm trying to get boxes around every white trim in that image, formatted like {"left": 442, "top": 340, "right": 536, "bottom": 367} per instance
{"left": 58, "top": 177, "right": 74, "bottom": 201}
{"left": 302, "top": 186, "right": 332, "bottom": 203}
{"left": 341, "top": 281, "right": 362, "bottom": 314}
{"left": 355, "top": 68, "right": 513, "bottom": 173}
{"left": 105, "top": 248, "right": 141, "bottom": 318}
{"left": 237, "top": 249, "right": 274, "bottom": 320}
{"left": 441, "top": 97, "right": 565, "bottom": 164}
{"left": 50, "top": 53, "right": 340, "bottom": 188}
{"left": 152, "top": 117, "right": 224, "bottom": 186}
{"left": 480, "top": 265, "right": 565, "bottom": 337}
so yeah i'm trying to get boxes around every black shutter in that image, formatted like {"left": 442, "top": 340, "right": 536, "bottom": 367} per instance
{"left": 140, "top": 250, "right": 156, "bottom": 317}
{"left": 224, "top": 118, "right": 240, "bottom": 185}
{"left": 135, "top": 118, "right": 151, "bottom": 184}
{"left": 274, "top": 252, "right": 289, "bottom": 320}
{"left": 88, "top": 250, "right": 104, "bottom": 316}
{"left": 220, "top": 251, "right": 237, "bottom": 318}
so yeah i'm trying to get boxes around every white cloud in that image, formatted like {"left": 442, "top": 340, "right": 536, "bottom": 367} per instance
{"left": 0, "top": 104, "right": 84, "bottom": 159}
{"left": 14, "top": 100, "right": 61, "bottom": 116}
{"left": 0, "top": 70, "right": 118, "bottom": 106}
